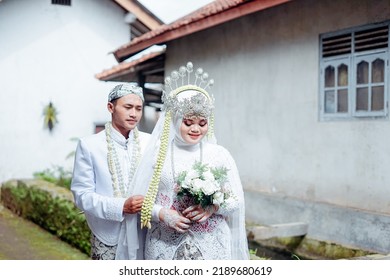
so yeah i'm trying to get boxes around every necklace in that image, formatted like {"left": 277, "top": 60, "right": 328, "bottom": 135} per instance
{"left": 171, "top": 139, "right": 203, "bottom": 181}
{"left": 105, "top": 122, "right": 141, "bottom": 197}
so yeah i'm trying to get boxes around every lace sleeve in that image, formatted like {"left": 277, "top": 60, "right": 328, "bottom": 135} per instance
{"left": 216, "top": 184, "right": 239, "bottom": 216}
{"left": 152, "top": 204, "right": 163, "bottom": 222}
{"left": 213, "top": 147, "right": 242, "bottom": 217}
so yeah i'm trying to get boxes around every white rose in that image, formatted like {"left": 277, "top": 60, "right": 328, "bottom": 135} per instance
{"left": 185, "top": 170, "right": 199, "bottom": 185}
{"left": 201, "top": 180, "right": 219, "bottom": 196}
{"left": 191, "top": 178, "right": 203, "bottom": 192}
{"left": 181, "top": 182, "right": 190, "bottom": 189}
{"left": 213, "top": 191, "right": 224, "bottom": 206}
{"left": 203, "top": 170, "right": 215, "bottom": 182}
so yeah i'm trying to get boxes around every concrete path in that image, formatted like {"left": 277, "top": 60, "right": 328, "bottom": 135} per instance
{"left": 0, "top": 204, "right": 88, "bottom": 260}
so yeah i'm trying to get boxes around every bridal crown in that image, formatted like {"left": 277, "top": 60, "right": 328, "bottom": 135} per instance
{"left": 162, "top": 62, "right": 215, "bottom": 118}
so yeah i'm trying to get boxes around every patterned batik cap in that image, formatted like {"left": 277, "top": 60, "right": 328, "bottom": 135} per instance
{"left": 108, "top": 83, "right": 144, "bottom": 102}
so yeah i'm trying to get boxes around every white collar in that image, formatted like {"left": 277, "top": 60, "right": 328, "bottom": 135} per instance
{"left": 109, "top": 123, "right": 133, "bottom": 148}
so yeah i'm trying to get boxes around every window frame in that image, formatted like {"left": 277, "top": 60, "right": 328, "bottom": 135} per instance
{"left": 352, "top": 51, "right": 388, "bottom": 118}
{"left": 320, "top": 56, "right": 351, "bottom": 119}
{"left": 94, "top": 123, "right": 105, "bottom": 134}
{"left": 319, "top": 21, "right": 390, "bottom": 121}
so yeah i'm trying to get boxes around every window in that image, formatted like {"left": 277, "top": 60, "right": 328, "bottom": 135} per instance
{"left": 95, "top": 124, "right": 105, "bottom": 134}
{"left": 52, "top": 0, "right": 71, "bottom": 6}
{"left": 320, "top": 22, "right": 389, "bottom": 120}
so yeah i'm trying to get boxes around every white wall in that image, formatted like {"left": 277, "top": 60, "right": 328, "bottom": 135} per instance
{"left": 164, "top": 0, "right": 390, "bottom": 252}
{"left": 166, "top": 0, "right": 390, "bottom": 214}
{"left": 0, "top": 0, "right": 130, "bottom": 182}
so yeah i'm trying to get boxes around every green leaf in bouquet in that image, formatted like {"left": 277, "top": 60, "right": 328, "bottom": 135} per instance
{"left": 210, "top": 166, "right": 229, "bottom": 184}
{"left": 176, "top": 170, "right": 187, "bottom": 185}
{"left": 193, "top": 161, "right": 208, "bottom": 176}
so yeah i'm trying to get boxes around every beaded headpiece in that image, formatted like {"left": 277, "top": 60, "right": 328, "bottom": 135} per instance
{"left": 162, "top": 62, "right": 215, "bottom": 118}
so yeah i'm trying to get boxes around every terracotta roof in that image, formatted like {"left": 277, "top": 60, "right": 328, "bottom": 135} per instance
{"left": 113, "top": 0, "right": 292, "bottom": 61}
{"left": 95, "top": 49, "right": 165, "bottom": 81}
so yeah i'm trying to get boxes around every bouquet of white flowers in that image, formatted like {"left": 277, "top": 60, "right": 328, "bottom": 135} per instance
{"left": 176, "top": 161, "right": 235, "bottom": 208}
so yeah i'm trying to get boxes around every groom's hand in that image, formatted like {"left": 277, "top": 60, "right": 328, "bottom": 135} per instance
{"left": 123, "top": 195, "right": 144, "bottom": 214}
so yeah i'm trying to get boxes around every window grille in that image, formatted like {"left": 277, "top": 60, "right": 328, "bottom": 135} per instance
{"left": 52, "top": 0, "right": 71, "bottom": 6}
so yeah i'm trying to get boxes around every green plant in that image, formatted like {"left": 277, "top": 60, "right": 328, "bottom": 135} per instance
{"left": 33, "top": 165, "right": 72, "bottom": 189}
{"left": 43, "top": 101, "right": 58, "bottom": 131}
{"left": 249, "top": 248, "right": 257, "bottom": 255}
{"left": 0, "top": 180, "right": 91, "bottom": 255}
{"left": 291, "top": 253, "right": 301, "bottom": 260}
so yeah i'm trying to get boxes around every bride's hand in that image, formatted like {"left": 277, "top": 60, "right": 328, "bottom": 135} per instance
{"left": 183, "top": 205, "right": 218, "bottom": 223}
{"left": 159, "top": 208, "right": 191, "bottom": 233}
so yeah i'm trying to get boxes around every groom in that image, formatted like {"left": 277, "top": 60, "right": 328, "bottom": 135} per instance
{"left": 71, "top": 84, "right": 150, "bottom": 260}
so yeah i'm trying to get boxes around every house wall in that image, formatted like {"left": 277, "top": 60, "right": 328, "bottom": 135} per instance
{"left": 0, "top": 0, "right": 130, "bottom": 182}
{"left": 165, "top": 0, "right": 390, "bottom": 253}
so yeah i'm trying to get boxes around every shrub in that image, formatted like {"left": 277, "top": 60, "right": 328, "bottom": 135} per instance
{"left": 1, "top": 179, "right": 90, "bottom": 255}
{"left": 33, "top": 166, "right": 72, "bottom": 190}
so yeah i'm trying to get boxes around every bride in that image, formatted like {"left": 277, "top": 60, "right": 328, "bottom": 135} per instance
{"left": 117, "top": 62, "right": 249, "bottom": 260}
